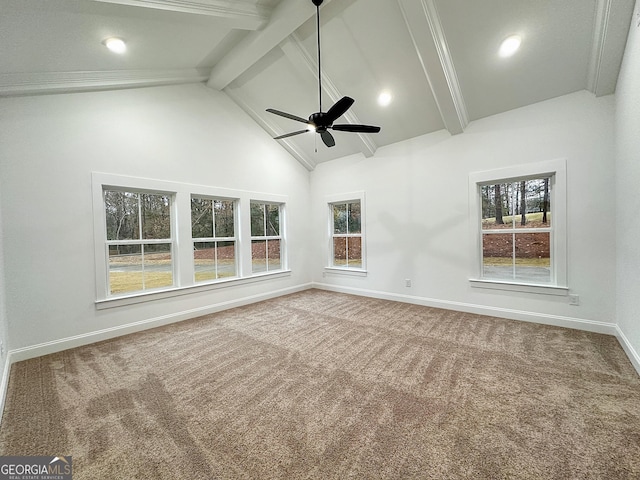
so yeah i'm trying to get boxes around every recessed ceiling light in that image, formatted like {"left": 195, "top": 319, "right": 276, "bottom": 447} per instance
{"left": 378, "top": 91, "right": 392, "bottom": 107}
{"left": 103, "top": 37, "right": 126, "bottom": 54}
{"left": 499, "top": 35, "right": 521, "bottom": 58}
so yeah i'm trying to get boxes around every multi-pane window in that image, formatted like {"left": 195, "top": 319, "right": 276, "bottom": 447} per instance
{"left": 480, "top": 177, "right": 552, "bottom": 284}
{"left": 191, "top": 197, "right": 237, "bottom": 282}
{"left": 104, "top": 190, "right": 173, "bottom": 295}
{"left": 331, "top": 201, "right": 362, "bottom": 268}
{"left": 95, "top": 173, "right": 290, "bottom": 304}
{"left": 250, "top": 202, "right": 282, "bottom": 273}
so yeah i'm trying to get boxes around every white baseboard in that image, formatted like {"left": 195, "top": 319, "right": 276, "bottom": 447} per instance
{"left": 7, "top": 283, "right": 313, "bottom": 364}
{"left": 615, "top": 326, "right": 640, "bottom": 376}
{"left": 0, "top": 353, "right": 12, "bottom": 424}
{"left": 312, "top": 282, "right": 618, "bottom": 336}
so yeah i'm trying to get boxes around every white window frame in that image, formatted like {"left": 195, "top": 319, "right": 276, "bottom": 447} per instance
{"left": 468, "top": 159, "right": 568, "bottom": 296}
{"left": 249, "top": 200, "right": 287, "bottom": 274}
{"left": 92, "top": 173, "right": 290, "bottom": 309}
{"left": 325, "top": 192, "right": 367, "bottom": 276}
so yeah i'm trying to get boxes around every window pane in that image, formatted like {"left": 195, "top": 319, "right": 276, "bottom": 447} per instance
{"left": 333, "top": 204, "right": 347, "bottom": 234}
{"left": 141, "top": 194, "right": 171, "bottom": 239}
{"left": 191, "top": 198, "right": 213, "bottom": 238}
{"left": 252, "top": 240, "right": 267, "bottom": 273}
{"left": 194, "top": 241, "right": 216, "bottom": 282}
{"left": 194, "top": 241, "right": 236, "bottom": 282}
{"left": 333, "top": 237, "right": 347, "bottom": 266}
{"left": 481, "top": 183, "right": 512, "bottom": 230}
{"left": 347, "top": 236, "right": 362, "bottom": 268}
{"left": 515, "top": 178, "right": 552, "bottom": 229}
{"left": 267, "top": 239, "right": 281, "bottom": 270}
{"left": 251, "top": 203, "right": 265, "bottom": 236}
{"left": 348, "top": 202, "right": 361, "bottom": 234}
{"left": 482, "top": 233, "right": 513, "bottom": 279}
{"left": 214, "top": 200, "right": 235, "bottom": 238}
{"left": 217, "top": 241, "right": 236, "bottom": 278}
{"left": 143, "top": 243, "right": 173, "bottom": 289}
{"left": 266, "top": 204, "right": 280, "bottom": 236}
{"left": 515, "top": 232, "right": 551, "bottom": 283}
{"left": 105, "top": 191, "right": 139, "bottom": 240}
{"left": 108, "top": 244, "right": 142, "bottom": 294}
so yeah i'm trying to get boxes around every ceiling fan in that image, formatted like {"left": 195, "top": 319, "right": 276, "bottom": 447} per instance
{"left": 266, "top": 0, "right": 381, "bottom": 148}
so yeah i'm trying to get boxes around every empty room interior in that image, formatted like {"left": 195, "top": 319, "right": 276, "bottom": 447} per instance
{"left": 1, "top": 0, "right": 640, "bottom": 478}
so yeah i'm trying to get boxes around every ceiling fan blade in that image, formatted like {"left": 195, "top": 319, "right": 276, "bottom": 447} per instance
{"left": 325, "top": 96, "right": 355, "bottom": 123}
{"left": 320, "top": 130, "right": 335, "bottom": 147}
{"left": 266, "top": 109, "right": 309, "bottom": 124}
{"left": 273, "top": 130, "right": 309, "bottom": 140}
{"left": 332, "top": 124, "right": 381, "bottom": 133}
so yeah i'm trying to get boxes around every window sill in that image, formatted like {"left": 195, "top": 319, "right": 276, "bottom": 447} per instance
{"left": 96, "top": 270, "right": 292, "bottom": 310}
{"left": 324, "top": 267, "right": 368, "bottom": 277}
{"left": 469, "top": 278, "right": 568, "bottom": 296}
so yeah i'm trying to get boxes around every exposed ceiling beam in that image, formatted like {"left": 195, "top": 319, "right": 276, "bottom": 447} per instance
{"left": 587, "top": 0, "right": 636, "bottom": 97}
{"left": 280, "top": 34, "right": 377, "bottom": 158}
{"left": 397, "top": 0, "right": 468, "bottom": 135}
{"left": 88, "top": 0, "right": 270, "bottom": 30}
{"left": 207, "top": 0, "right": 334, "bottom": 90}
{"left": 0, "top": 68, "right": 209, "bottom": 97}
{"left": 224, "top": 88, "right": 317, "bottom": 171}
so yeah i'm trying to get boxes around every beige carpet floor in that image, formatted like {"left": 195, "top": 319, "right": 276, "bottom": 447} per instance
{"left": 1, "top": 289, "right": 639, "bottom": 479}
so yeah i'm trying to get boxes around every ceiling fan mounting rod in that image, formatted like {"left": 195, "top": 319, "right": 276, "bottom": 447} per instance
{"left": 314, "top": 0, "right": 323, "bottom": 112}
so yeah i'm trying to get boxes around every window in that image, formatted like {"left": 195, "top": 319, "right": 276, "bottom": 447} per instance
{"left": 480, "top": 178, "right": 552, "bottom": 283}
{"left": 250, "top": 201, "right": 283, "bottom": 273}
{"left": 104, "top": 189, "right": 173, "bottom": 295}
{"left": 191, "top": 197, "right": 237, "bottom": 282}
{"left": 469, "top": 159, "right": 567, "bottom": 294}
{"left": 329, "top": 199, "right": 364, "bottom": 270}
{"left": 94, "top": 173, "right": 290, "bottom": 307}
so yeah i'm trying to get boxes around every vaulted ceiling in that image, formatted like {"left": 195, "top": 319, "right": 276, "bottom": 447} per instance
{"left": 1, "top": 0, "right": 636, "bottom": 170}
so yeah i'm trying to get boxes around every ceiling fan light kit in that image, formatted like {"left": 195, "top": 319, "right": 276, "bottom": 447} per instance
{"left": 266, "top": 0, "right": 381, "bottom": 148}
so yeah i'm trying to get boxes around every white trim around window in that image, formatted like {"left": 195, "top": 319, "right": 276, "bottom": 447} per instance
{"left": 468, "top": 159, "right": 568, "bottom": 295}
{"left": 92, "top": 172, "right": 289, "bottom": 308}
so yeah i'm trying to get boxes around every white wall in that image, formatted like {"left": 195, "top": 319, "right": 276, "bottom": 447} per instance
{"left": 615, "top": 0, "right": 640, "bottom": 369}
{"left": 0, "top": 83, "right": 311, "bottom": 356}
{"left": 0, "top": 74, "right": 632, "bottom": 371}
{"left": 311, "top": 90, "right": 617, "bottom": 332}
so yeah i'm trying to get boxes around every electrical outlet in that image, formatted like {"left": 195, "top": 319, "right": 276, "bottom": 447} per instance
{"left": 405, "top": 279, "right": 412, "bottom": 288}
{"left": 569, "top": 294, "right": 580, "bottom": 306}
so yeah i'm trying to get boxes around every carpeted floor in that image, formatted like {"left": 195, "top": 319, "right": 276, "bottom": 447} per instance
{"left": 1, "top": 289, "right": 639, "bottom": 479}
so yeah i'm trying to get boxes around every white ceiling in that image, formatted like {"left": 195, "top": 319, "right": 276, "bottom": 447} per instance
{"left": 0, "top": 0, "right": 636, "bottom": 169}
